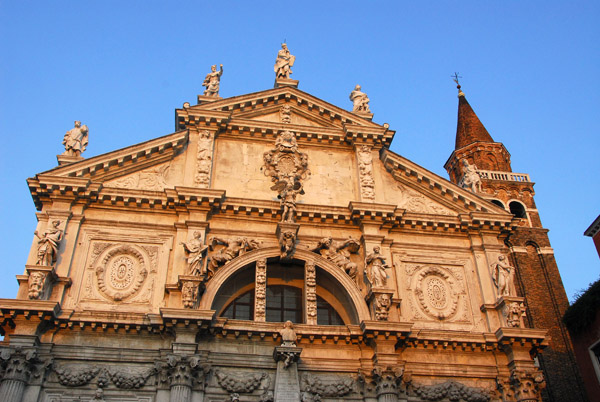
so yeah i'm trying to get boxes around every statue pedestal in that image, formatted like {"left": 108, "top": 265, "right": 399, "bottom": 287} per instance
{"left": 56, "top": 154, "right": 84, "bottom": 166}
{"left": 274, "top": 78, "right": 299, "bottom": 88}
{"left": 354, "top": 111, "right": 374, "bottom": 121}
{"left": 273, "top": 346, "right": 302, "bottom": 402}
{"left": 197, "top": 94, "right": 222, "bottom": 105}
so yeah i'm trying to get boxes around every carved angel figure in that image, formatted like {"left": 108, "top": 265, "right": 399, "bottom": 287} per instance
{"left": 180, "top": 231, "right": 208, "bottom": 276}
{"left": 365, "top": 246, "right": 391, "bottom": 287}
{"left": 34, "top": 220, "right": 63, "bottom": 266}
{"left": 279, "top": 230, "right": 296, "bottom": 258}
{"left": 311, "top": 237, "right": 360, "bottom": 280}
{"left": 461, "top": 159, "right": 482, "bottom": 193}
{"left": 208, "top": 237, "right": 260, "bottom": 274}
{"left": 491, "top": 255, "right": 516, "bottom": 297}
{"left": 202, "top": 64, "right": 223, "bottom": 96}
{"left": 349, "top": 85, "right": 370, "bottom": 113}
{"left": 272, "top": 176, "right": 304, "bottom": 223}
{"left": 275, "top": 130, "right": 298, "bottom": 153}
{"left": 274, "top": 43, "right": 295, "bottom": 79}
{"left": 62, "top": 121, "right": 89, "bottom": 157}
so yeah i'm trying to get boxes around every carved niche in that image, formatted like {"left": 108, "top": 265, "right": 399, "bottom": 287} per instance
{"left": 84, "top": 242, "right": 158, "bottom": 304}
{"left": 403, "top": 263, "right": 468, "bottom": 322}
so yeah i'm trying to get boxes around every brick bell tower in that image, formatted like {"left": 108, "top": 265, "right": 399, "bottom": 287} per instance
{"left": 444, "top": 80, "right": 587, "bottom": 402}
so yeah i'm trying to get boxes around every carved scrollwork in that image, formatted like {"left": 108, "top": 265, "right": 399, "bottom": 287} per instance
{"left": 305, "top": 262, "right": 317, "bottom": 324}
{"left": 95, "top": 245, "right": 149, "bottom": 302}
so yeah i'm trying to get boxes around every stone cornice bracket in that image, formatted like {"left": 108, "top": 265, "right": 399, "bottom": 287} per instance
{"left": 360, "top": 321, "right": 413, "bottom": 346}
{"left": 159, "top": 308, "right": 215, "bottom": 330}
{"left": 175, "top": 108, "right": 231, "bottom": 131}
{"left": 165, "top": 187, "right": 226, "bottom": 213}
{"left": 349, "top": 202, "right": 396, "bottom": 227}
{"left": 495, "top": 327, "right": 548, "bottom": 353}
{"left": 343, "top": 123, "right": 394, "bottom": 148}
{"left": 0, "top": 299, "right": 60, "bottom": 337}
{"left": 27, "top": 176, "right": 101, "bottom": 211}
{"left": 273, "top": 346, "right": 302, "bottom": 368}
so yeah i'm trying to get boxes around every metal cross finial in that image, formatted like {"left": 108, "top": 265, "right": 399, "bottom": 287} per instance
{"left": 452, "top": 72, "right": 462, "bottom": 86}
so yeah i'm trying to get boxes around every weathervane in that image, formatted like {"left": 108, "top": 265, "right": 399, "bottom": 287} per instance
{"left": 452, "top": 72, "right": 465, "bottom": 96}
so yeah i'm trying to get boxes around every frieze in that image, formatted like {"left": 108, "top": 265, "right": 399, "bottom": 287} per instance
{"left": 53, "top": 364, "right": 100, "bottom": 387}
{"left": 215, "top": 370, "right": 268, "bottom": 393}
{"left": 109, "top": 164, "right": 171, "bottom": 191}
{"left": 108, "top": 367, "right": 155, "bottom": 389}
{"left": 396, "top": 183, "right": 454, "bottom": 216}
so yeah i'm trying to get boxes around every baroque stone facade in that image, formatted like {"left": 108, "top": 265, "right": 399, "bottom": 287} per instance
{"left": 0, "top": 70, "right": 583, "bottom": 401}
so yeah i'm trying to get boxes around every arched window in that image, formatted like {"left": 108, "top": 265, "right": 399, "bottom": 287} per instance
{"left": 491, "top": 199, "right": 505, "bottom": 209}
{"left": 509, "top": 201, "right": 527, "bottom": 218}
{"left": 220, "top": 285, "right": 344, "bottom": 325}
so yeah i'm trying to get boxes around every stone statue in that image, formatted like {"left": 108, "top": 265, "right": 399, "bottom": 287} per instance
{"left": 275, "top": 130, "right": 298, "bottom": 153}
{"left": 274, "top": 43, "right": 295, "bottom": 79}
{"left": 461, "top": 159, "right": 482, "bottom": 193}
{"left": 202, "top": 64, "right": 224, "bottom": 96}
{"left": 34, "top": 220, "right": 63, "bottom": 266}
{"left": 62, "top": 121, "right": 89, "bottom": 157}
{"left": 491, "top": 255, "right": 516, "bottom": 297}
{"left": 349, "top": 85, "right": 371, "bottom": 113}
{"left": 311, "top": 237, "right": 360, "bottom": 280}
{"left": 365, "top": 246, "right": 391, "bottom": 287}
{"left": 278, "top": 176, "right": 303, "bottom": 223}
{"left": 279, "top": 320, "right": 297, "bottom": 347}
{"left": 279, "top": 230, "right": 296, "bottom": 258}
{"left": 208, "top": 237, "right": 260, "bottom": 274}
{"left": 180, "top": 231, "right": 208, "bottom": 276}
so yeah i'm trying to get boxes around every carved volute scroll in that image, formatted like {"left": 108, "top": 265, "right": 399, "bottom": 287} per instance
{"left": 255, "top": 258, "right": 267, "bottom": 322}
{"left": 357, "top": 145, "right": 375, "bottom": 201}
{"left": 194, "top": 130, "right": 215, "bottom": 188}
{"left": 304, "top": 261, "right": 317, "bottom": 325}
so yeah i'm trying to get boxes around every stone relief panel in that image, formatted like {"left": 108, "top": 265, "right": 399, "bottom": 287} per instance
{"left": 400, "top": 260, "right": 471, "bottom": 325}
{"left": 396, "top": 183, "right": 455, "bottom": 215}
{"left": 107, "top": 163, "right": 171, "bottom": 191}
{"left": 300, "top": 373, "right": 355, "bottom": 399}
{"left": 78, "top": 240, "right": 160, "bottom": 308}
{"left": 356, "top": 145, "right": 375, "bottom": 201}
{"left": 194, "top": 130, "right": 215, "bottom": 188}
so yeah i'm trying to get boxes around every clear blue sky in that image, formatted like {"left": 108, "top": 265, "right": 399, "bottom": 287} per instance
{"left": 1, "top": 1, "right": 598, "bottom": 302}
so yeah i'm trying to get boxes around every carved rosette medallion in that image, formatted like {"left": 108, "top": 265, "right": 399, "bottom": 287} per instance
{"left": 305, "top": 261, "right": 317, "bottom": 325}
{"left": 95, "top": 245, "right": 149, "bottom": 302}
{"left": 411, "top": 265, "right": 462, "bottom": 321}
{"left": 194, "top": 130, "right": 215, "bottom": 188}
{"left": 357, "top": 145, "right": 375, "bottom": 201}
{"left": 255, "top": 258, "right": 267, "bottom": 322}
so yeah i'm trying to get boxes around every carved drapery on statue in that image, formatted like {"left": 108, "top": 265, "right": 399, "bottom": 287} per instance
{"left": 34, "top": 220, "right": 63, "bottom": 266}
{"left": 491, "top": 255, "right": 516, "bottom": 298}
{"left": 208, "top": 237, "right": 260, "bottom": 274}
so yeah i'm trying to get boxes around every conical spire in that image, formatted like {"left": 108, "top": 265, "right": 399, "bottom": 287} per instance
{"left": 454, "top": 83, "right": 494, "bottom": 150}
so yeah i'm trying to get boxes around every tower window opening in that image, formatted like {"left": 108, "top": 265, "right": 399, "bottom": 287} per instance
{"left": 509, "top": 201, "right": 527, "bottom": 218}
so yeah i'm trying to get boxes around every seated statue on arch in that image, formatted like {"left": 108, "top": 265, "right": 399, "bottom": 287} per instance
{"left": 208, "top": 237, "right": 260, "bottom": 275}
{"left": 311, "top": 236, "right": 360, "bottom": 280}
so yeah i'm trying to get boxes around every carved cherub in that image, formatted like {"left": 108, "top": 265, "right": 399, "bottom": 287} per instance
{"left": 275, "top": 130, "right": 298, "bottom": 153}
{"left": 208, "top": 237, "right": 260, "bottom": 274}
{"left": 271, "top": 175, "right": 304, "bottom": 223}
{"left": 180, "top": 231, "right": 208, "bottom": 276}
{"left": 279, "top": 230, "right": 296, "bottom": 258}
{"left": 365, "top": 246, "right": 391, "bottom": 288}
{"left": 311, "top": 237, "right": 360, "bottom": 280}
{"left": 34, "top": 220, "right": 63, "bottom": 266}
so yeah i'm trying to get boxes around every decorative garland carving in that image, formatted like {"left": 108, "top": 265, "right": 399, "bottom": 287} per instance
{"left": 95, "top": 245, "right": 148, "bottom": 302}
{"left": 255, "top": 258, "right": 267, "bottom": 321}
{"left": 305, "top": 261, "right": 317, "bottom": 324}
{"left": 301, "top": 373, "right": 354, "bottom": 397}
{"left": 54, "top": 365, "right": 100, "bottom": 387}
{"left": 357, "top": 145, "right": 375, "bottom": 201}
{"left": 215, "top": 370, "right": 267, "bottom": 393}
{"left": 410, "top": 380, "right": 490, "bottom": 402}
{"left": 108, "top": 367, "right": 155, "bottom": 389}
{"left": 194, "top": 130, "right": 214, "bottom": 188}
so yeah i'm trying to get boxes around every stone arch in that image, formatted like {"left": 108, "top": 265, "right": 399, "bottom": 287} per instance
{"left": 199, "top": 247, "right": 371, "bottom": 322}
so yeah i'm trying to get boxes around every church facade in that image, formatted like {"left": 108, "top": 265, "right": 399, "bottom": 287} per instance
{"left": 0, "top": 51, "right": 586, "bottom": 402}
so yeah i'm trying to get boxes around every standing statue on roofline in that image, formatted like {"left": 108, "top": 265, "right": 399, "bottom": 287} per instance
{"left": 62, "top": 121, "right": 89, "bottom": 157}
{"left": 274, "top": 43, "right": 295, "bottom": 79}
{"left": 349, "top": 85, "right": 371, "bottom": 113}
{"left": 202, "top": 64, "right": 224, "bottom": 96}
